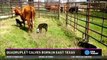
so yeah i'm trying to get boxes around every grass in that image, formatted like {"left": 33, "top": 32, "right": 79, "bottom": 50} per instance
{"left": 0, "top": 13, "right": 78, "bottom": 57}
{"left": 0, "top": 17, "right": 37, "bottom": 56}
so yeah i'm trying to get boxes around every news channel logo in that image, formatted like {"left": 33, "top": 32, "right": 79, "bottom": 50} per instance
{"left": 84, "top": 50, "right": 90, "bottom": 55}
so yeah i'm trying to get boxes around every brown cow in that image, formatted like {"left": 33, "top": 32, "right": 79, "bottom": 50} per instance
{"left": 45, "top": 4, "right": 59, "bottom": 13}
{"left": 64, "top": 4, "right": 69, "bottom": 13}
{"left": 45, "top": 4, "right": 70, "bottom": 13}
{"left": 45, "top": 4, "right": 51, "bottom": 11}
{"left": 13, "top": 6, "right": 21, "bottom": 16}
{"left": 50, "top": 5, "right": 59, "bottom": 13}
{"left": 14, "top": 5, "right": 35, "bottom": 32}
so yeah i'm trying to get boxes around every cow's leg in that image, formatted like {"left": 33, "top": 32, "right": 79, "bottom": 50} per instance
{"left": 45, "top": 28, "right": 47, "bottom": 32}
{"left": 23, "top": 21, "right": 25, "bottom": 27}
{"left": 22, "top": 20, "right": 25, "bottom": 27}
{"left": 27, "top": 20, "right": 30, "bottom": 32}
{"left": 33, "top": 20, "right": 34, "bottom": 29}
{"left": 30, "top": 20, "right": 33, "bottom": 32}
{"left": 39, "top": 28, "right": 42, "bottom": 33}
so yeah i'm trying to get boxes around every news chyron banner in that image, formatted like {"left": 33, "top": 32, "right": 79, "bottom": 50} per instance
{"left": 5, "top": 48, "right": 102, "bottom": 59}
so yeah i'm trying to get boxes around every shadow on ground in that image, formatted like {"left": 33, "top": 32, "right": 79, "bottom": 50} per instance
{"left": 12, "top": 25, "right": 28, "bottom": 32}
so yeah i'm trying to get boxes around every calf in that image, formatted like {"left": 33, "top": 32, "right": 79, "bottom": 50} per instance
{"left": 78, "top": 41, "right": 97, "bottom": 48}
{"left": 16, "top": 19, "right": 22, "bottom": 27}
{"left": 36, "top": 23, "right": 48, "bottom": 33}
{"left": 69, "top": 7, "right": 78, "bottom": 13}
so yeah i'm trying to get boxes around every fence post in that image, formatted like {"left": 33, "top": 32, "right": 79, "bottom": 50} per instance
{"left": 66, "top": 0, "right": 69, "bottom": 27}
{"left": 10, "top": 1, "right": 13, "bottom": 18}
{"left": 74, "top": 2, "right": 77, "bottom": 31}
{"left": 84, "top": 0, "right": 91, "bottom": 43}
{"left": 58, "top": 0, "right": 60, "bottom": 20}
{"left": 1, "top": 0, "right": 3, "bottom": 16}
{"left": 100, "top": 17, "right": 104, "bottom": 43}
{"left": 18, "top": 0, "right": 22, "bottom": 8}
{"left": 38, "top": 0, "right": 40, "bottom": 18}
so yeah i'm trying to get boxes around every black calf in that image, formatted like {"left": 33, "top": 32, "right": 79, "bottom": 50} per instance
{"left": 78, "top": 41, "right": 97, "bottom": 48}
{"left": 16, "top": 19, "right": 22, "bottom": 27}
{"left": 69, "top": 7, "right": 78, "bottom": 13}
{"left": 36, "top": 23, "right": 48, "bottom": 33}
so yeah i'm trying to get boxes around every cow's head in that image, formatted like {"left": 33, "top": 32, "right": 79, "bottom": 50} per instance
{"left": 14, "top": 6, "right": 21, "bottom": 16}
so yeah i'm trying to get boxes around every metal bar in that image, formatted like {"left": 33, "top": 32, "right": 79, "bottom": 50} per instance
{"left": 74, "top": 2, "right": 76, "bottom": 31}
{"left": 76, "top": 12, "right": 107, "bottom": 20}
{"left": 100, "top": 17, "right": 105, "bottom": 42}
{"left": 1, "top": 0, "right": 3, "bottom": 13}
{"left": 60, "top": 1, "right": 107, "bottom": 47}
{"left": 38, "top": 0, "right": 40, "bottom": 18}
{"left": 58, "top": 0, "right": 60, "bottom": 20}
{"left": 10, "top": 0, "right": 12, "bottom": 17}
{"left": 68, "top": 18, "right": 107, "bottom": 38}
{"left": 84, "top": 0, "right": 90, "bottom": 42}
{"left": 68, "top": 14, "right": 107, "bottom": 29}
{"left": 65, "top": 0, "right": 69, "bottom": 27}
{"left": 67, "top": 20, "right": 107, "bottom": 47}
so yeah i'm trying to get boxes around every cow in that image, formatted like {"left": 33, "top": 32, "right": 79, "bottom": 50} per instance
{"left": 61, "top": 4, "right": 78, "bottom": 13}
{"left": 45, "top": 4, "right": 51, "bottom": 11}
{"left": 50, "top": 5, "right": 59, "bottom": 13}
{"left": 45, "top": 4, "right": 59, "bottom": 13}
{"left": 63, "top": 4, "right": 69, "bottom": 13}
{"left": 14, "top": 5, "right": 35, "bottom": 32}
